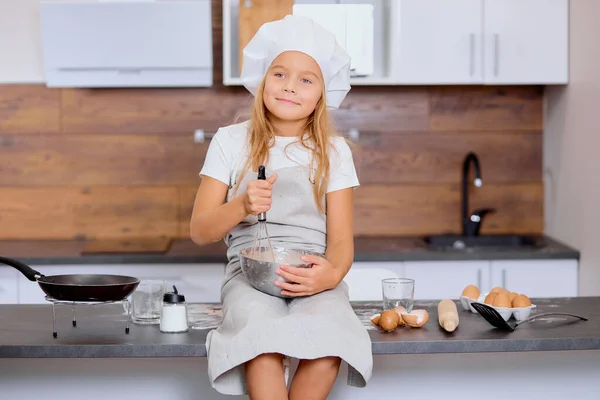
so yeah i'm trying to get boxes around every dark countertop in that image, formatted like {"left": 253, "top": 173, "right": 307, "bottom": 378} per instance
{"left": 0, "top": 235, "right": 580, "bottom": 266}
{"left": 0, "top": 297, "right": 597, "bottom": 358}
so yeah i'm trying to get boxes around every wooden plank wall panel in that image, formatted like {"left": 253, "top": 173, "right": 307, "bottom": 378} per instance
{"left": 59, "top": 85, "right": 431, "bottom": 135}
{"left": 0, "top": 85, "right": 60, "bottom": 134}
{"left": 333, "top": 87, "right": 430, "bottom": 132}
{"left": 0, "top": 130, "right": 541, "bottom": 186}
{"left": 429, "top": 87, "right": 544, "bottom": 131}
{"left": 469, "top": 182, "right": 544, "bottom": 233}
{"left": 61, "top": 88, "right": 253, "bottom": 134}
{"left": 0, "top": 0, "right": 546, "bottom": 240}
{"left": 0, "top": 187, "right": 179, "bottom": 239}
{"left": 178, "top": 182, "right": 544, "bottom": 239}
{"left": 353, "top": 131, "right": 542, "bottom": 184}
{"left": 354, "top": 183, "right": 544, "bottom": 236}
{"left": 0, "top": 133, "right": 206, "bottom": 186}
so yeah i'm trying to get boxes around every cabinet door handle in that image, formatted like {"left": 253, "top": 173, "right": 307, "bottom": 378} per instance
{"left": 494, "top": 33, "right": 500, "bottom": 77}
{"left": 477, "top": 269, "right": 482, "bottom": 290}
{"left": 469, "top": 33, "right": 475, "bottom": 76}
{"left": 502, "top": 269, "right": 507, "bottom": 288}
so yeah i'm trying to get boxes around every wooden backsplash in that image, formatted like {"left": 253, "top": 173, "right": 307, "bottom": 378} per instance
{"left": 0, "top": 1, "right": 544, "bottom": 240}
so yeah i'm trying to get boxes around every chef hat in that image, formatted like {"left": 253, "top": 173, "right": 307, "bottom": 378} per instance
{"left": 240, "top": 14, "right": 352, "bottom": 110}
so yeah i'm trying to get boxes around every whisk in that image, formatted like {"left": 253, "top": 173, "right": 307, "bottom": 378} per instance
{"left": 250, "top": 165, "right": 276, "bottom": 262}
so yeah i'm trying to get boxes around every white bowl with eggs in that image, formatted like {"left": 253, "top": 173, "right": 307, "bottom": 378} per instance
{"left": 459, "top": 293, "right": 485, "bottom": 313}
{"left": 460, "top": 285, "right": 536, "bottom": 322}
{"left": 510, "top": 304, "right": 537, "bottom": 322}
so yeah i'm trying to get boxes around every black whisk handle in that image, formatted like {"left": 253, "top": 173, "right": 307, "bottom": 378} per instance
{"left": 257, "top": 165, "right": 267, "bottom": 222}
{"left": 258, "top": 165, "right": 266, "bottom": 180}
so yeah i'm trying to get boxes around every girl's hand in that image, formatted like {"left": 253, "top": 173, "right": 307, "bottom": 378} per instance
{"left": 243, "top": 173, "right": 278, "bottom": 215}
{"left": 274, "top": 255, "right": 342, "bottom": 297}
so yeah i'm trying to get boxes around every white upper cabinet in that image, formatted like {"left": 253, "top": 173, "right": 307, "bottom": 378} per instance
{"left": 223, "top": 0, "right": 398, "bottom": 86}
{"left": 395, "top": 0, "right": 484, "bottom": 84}
{"left": 39, "top": 0, "right": 214, "bottom": 88}
{"left": 222, "top": 0, "right": 569, "bottom": 86}
{"left": 483, "top": 0, "right": 569, "bottom": 84}
{"left": 394, "top": 0, "right": 569, "bottom": 85}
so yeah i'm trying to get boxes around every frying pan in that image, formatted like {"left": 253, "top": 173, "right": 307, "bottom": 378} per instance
{"left": 0, "top": 256, "right": 140, "bottom": 302}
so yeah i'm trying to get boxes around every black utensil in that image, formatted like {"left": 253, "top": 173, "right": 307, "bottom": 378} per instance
{"left": 257, "top": 165, "right": 267, "bottom": 222}
{"left": 470, "top": 302, "right": 588, "bottom": 331}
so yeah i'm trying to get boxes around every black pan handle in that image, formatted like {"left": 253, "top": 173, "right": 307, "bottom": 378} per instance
{"left": 0, "top": 256, "right": 44, "bottom": 281}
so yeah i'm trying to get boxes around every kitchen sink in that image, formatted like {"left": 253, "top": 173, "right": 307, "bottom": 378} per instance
{"left": 422, "top": 234, "right": 541, "bottom": 250}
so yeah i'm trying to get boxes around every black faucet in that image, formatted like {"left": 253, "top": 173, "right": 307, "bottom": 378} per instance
{"left": 462, "top": 152, "right": 495, "bottom": 236}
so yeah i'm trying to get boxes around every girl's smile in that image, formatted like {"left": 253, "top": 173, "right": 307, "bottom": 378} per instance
{"left": 276, "top": 97, "right": 300, "bottom": 105}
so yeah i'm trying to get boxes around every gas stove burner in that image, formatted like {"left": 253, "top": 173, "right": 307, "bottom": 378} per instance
{"left": 45, "top": 296, "right": 132, "bottom": 339}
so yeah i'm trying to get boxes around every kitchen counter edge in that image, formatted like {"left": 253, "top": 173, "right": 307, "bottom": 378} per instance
{"left": 0, "top": 297, "right": 598, "bottom": 358}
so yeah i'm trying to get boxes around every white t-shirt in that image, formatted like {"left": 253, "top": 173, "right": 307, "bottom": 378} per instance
{"left": 199, "top": 120, "right": 360, "bottom": 193}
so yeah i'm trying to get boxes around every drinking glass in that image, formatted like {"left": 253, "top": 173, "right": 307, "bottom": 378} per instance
{"left": 382, "top": 278, "right": 415, "bottom": 312}
{"left": 130, "top": 280, "right": 166, "bottom": 325}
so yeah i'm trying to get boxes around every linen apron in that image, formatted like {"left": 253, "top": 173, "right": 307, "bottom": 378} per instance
{"left": 205, "top": 164, "right": 373, "bottom": 395}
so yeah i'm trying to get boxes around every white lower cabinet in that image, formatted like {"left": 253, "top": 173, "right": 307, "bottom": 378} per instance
{"left": 489, "top": 259, "right": 579, "bottom": 298}
{"left": 0, "top": 268, "right": 18, "bottom": 304}
{"left": 344, "top": 259, "right": 580, "bottom": 303}
{"left": 17, "top": 264, "right": 226, "bottom": 304}
{"left": 403, "top": 261, "right": 491, "bottom": 300}
{"left": 2, "top": 258, "right": 580, "bottom": 305}
{"left": 344, "top": 262, "right": 405, "bottom": 301}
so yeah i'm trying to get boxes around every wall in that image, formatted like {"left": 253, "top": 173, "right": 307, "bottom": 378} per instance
{"left": 0, "top": 0, "right": 545, "bottom": 240}
{"left": 544, "top": 0, "right": 600, "bottom": 295}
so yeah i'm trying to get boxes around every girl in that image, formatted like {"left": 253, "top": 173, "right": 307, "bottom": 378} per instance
{"left": 190, "top": 15, "right": 373, "bottom": 400}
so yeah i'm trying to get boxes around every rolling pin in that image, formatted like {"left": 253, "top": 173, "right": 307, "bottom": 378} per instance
{"left": 438, "top": 299, "right": 459, "bottom": 332}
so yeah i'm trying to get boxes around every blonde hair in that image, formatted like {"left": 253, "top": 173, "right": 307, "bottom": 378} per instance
{"left": 235, "top": 75, "right": 341, "bottom": 214}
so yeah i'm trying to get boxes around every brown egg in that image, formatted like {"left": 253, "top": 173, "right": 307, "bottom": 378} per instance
{"left": 509, "top": 292, "right": 518, "bottom": 303}
{"left": 492, "top": 292, "right": 511, "bottom": 308}
{"left": 490, "top": 286, "right": 504, "bottom": 294}
{"left": 393, "top": 306, "right": 407, "bottom": 326}
{"left": 484, "top": 292, "right": 498, "bottom": 305}
{"left": 400, "top": 309, "right": 430, "bottom": 328}
{"left": 370, "top": 313, "right": 380, "bottom": 326}
{"left": 461, "top": 284, "right": 480, "bottom": 300}
{"left": 512, "top": 294, "right": 532, "bottom": 308}
{"left": 379, "top": 310, "right": 400, "bottom": 332}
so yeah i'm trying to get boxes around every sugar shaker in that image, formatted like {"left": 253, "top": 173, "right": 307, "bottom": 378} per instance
{"left": 159, "top": 285, "right": 189, "bottom": 333}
